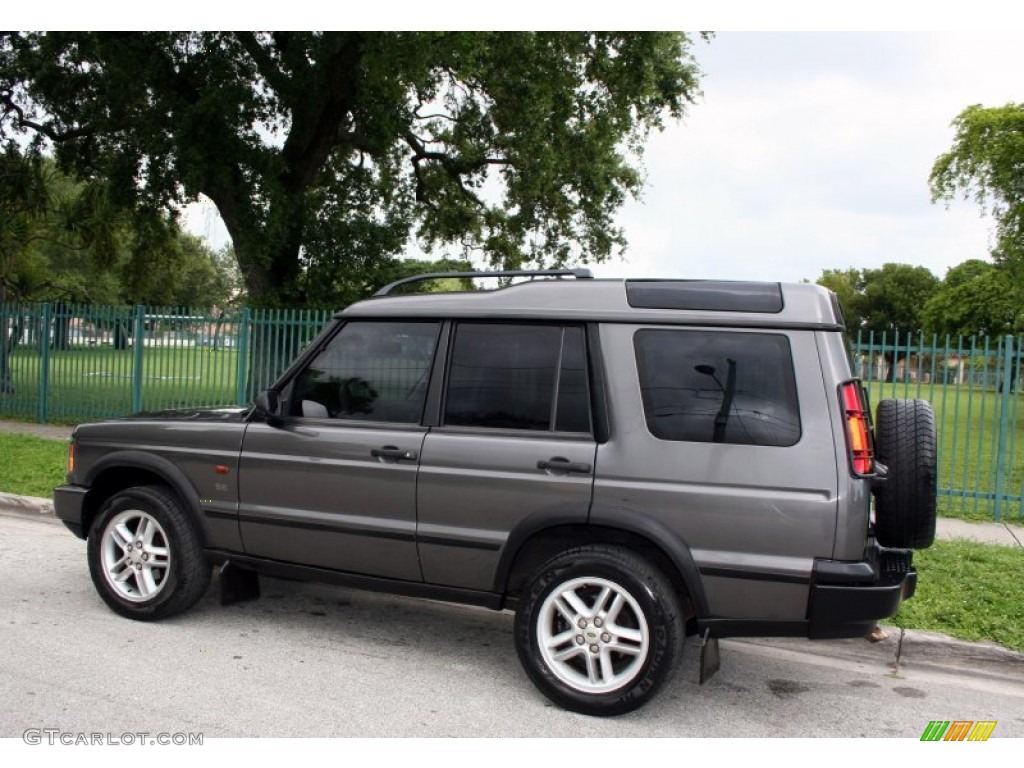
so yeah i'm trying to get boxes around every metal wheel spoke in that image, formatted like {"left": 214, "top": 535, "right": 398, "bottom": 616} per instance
{"left": 147, "top": 545, "right": 169, "bottom": 559}
{"left": 552, "top": 645, "right": 585, "bottom": 662}
{"left": 110, "top": 523, "right": 133, "bottom": 551}
{"left": 140, "top": 518, "right": 159, "bottom": 546}
{"left": 605, "top": 593, "right": 626, "bottom": 624}
{"left": 136, "top": 567, "right": 157, "bottom": 598}
{"left": 112, "top": 561, "right": 135, "bottom": 582}
{"left": 606, "top": 640, "right": 643, "bottom": 657}
{"left": 583, "top": 651, "right": 600, "bottom": 684}
{"left": 561, "top": 589, "right": 590, "bottom": 618}
{"left": 552, "top": 595, "right": 578, "bottom": 625}
{"left": 591, "top": 586, "right": 613, "bottom": 618}
{"left": 545, "top": 628, "right": 578, "bottom": 650}
{"left": 609, "top": 624, "right": 643, "bottom": 644}
{"left": 134, "top": 517, "right": 148, "bottom": 544}
{"left": 599, "top": 648, "right": 616, "bottom": 682}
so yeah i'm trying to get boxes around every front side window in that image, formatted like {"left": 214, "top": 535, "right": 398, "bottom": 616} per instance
{"left": 444, "top": 323, "right": 591, "bottom": 433}
{"left": 634, "top": 329, "right": 801, "bottom": 446}
{"left": 289, "top": 321, "right": 440, "bottom": 423}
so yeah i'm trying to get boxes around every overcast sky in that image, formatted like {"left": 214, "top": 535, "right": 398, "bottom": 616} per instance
{"left": 588, "top": 31, "right": 1024, "bottom": 283}
{"left": 178, "top": 31, "right": 1024, "bottom": 285}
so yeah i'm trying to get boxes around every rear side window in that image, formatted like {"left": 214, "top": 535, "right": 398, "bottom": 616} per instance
{"left": 444, "top": 323, "right": 591, "bottom": 433}
{"left": 634, "top": 330, "right": 801, "bottom": 446}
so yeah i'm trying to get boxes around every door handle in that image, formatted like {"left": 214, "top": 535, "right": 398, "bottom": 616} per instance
{"left": 371, "top": 446, "right": 419, "bottom": 462}
{"left": 537, "top": 457, "right": 592, "bottom": 474}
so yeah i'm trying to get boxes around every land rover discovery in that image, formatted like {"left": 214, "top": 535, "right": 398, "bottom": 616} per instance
{"left": 54, "top": 269, "right": 937, "bottom": 716}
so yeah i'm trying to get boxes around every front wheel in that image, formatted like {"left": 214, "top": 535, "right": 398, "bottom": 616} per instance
{"left": 514, "top": 545, "right": 684, "bottom": 716}
{"left": 87, "top": 485, "right": 211, "bottom": 621}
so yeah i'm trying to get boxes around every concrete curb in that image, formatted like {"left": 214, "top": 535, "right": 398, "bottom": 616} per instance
{"left": 729, "top": 628, "right": 1024, "bottom": 686}
{"left": 0, "top": 492, "right": 56, "bottom": 521}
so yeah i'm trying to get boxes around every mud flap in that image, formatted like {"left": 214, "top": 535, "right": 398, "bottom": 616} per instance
{"left": 219, "top": 561, "right": 261, "bottom": 606}
{"left": 699, "top": 629, "right": 721, "bottom": 684}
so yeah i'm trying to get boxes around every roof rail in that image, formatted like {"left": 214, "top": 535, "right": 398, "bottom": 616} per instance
{"left": 373, "top": 267, "right": 594, "bottom": 297}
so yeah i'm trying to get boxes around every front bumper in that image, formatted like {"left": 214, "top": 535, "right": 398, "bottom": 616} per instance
{"left": 53, "top": 484, "right": 89, "bottom": 539}
{"left": 807, "top": 546, "right": 916, "bottom": 639}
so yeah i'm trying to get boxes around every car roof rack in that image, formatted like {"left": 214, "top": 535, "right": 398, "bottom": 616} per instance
{"left": 373, "top": 267, "right": 594, "bottom": 297}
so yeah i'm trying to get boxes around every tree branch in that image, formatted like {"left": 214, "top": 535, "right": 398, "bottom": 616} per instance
{"left": 0, "top": 90, "right": 94, "bottom": 143}
{"left": 402, "top": 130, "right": 510, "bottom": 208}
{"left": 235, "top": 33, "right": 292, "bottom": 104}
{"left": 279, "top": 33, "right": 366, "bottom": 194}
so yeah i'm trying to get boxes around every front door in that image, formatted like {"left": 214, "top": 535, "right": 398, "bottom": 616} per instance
{"left": 237, "top": 320, "right": 441, "bottom": 581}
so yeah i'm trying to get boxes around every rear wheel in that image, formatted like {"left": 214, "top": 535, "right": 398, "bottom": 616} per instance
{"left": 514, "top": 545, "right": 684, "bottom": 716}
{"left": 873, "top": 399, "right": 937, "bottom": 549}
{"left": 87, "top": 485, "right": 211, "bottom": 621}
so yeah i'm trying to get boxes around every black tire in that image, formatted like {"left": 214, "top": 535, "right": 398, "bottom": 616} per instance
{"left": 873, "top": 399, "right": 937, "bottom": 549}
{"left": 86, "top": 485, "right": 211, "bottom": 621}
{"left": 514, "top": 545, "right": 684, "bottom": 716}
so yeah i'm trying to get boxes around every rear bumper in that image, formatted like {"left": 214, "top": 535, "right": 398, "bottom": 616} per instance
{"left": 807, "top": 547, "right": 916, "bottom": 639}
{"left": 53, "top": 484, "right": 89, "bottom": 539}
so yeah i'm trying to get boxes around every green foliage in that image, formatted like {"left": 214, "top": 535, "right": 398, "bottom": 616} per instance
{"left": 0, "top": 431, "right": 66, "bottom": 498}
{"left": 814, "top": 263, "right": 939, "bottom": 334}
{"left": 0, "top": 32, "right": 704, "bottom": 308}
{"left": 892, "top": 539, "right": 1024, "bottom": 652}
{"left": 931, "top": 103, "right": 1024, "bottom": 269}
{"left": 0, "top": 145, "right": 238, "bottom": 307}
{"left": 920, "top": 259, "right": 1023, "bottom": 337}
{"left": 816, "top": 268, "right": 865, "bottom": 329}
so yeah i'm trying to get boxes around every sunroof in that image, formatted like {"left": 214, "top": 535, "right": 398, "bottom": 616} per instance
{"left": 625, "top": 280, "right": 784, "bottom": 313}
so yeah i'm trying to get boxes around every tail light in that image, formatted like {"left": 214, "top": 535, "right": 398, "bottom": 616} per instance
{"left": 66, "top": 441, "right": 76, "bottom": 478}
{"left": 840, "top": 381, "right": 874, "bottom": 476}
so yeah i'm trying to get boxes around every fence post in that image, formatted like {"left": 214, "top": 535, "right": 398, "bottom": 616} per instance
{"left": 38, "top": 302, "right": 52, "bottom": 424}
{"left": 131, "top": 305, "right": 145, "bottom": 413}
{"left": 235, "top": 307, "right": 250, "bottom": 405}
{"left": 993, "top": 334, "right": 1015, "bottom": 521}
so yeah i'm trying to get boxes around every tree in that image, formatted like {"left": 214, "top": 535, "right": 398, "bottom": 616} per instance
{"left": 0, "top": 145, "right": 238, "bottom": 307}
{"left": 920, "top": 259, "right": 1022, "bottom": 337}
{"left": 815, "top": 267, "right": 866, "bottom": 330}
{"left": 813, "top": 263, "right": 939, "bottom": 336}
{"left": 931, "top": 103, "right": 1024, "bottom": 270}
{"left": 0, "top": 32, "right": 703, "bottom": 310}
{"left": 815, "top": 263, "right": 939, "bottom": 382}
{"left": 858, "top": 263, "right": 939, "bottom": 336}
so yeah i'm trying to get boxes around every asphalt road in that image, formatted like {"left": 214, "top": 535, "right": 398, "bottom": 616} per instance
{"left": 2, "top": 513, "right": 1023, "bottom": 739}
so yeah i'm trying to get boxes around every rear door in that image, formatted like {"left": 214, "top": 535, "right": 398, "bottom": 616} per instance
{"left": 237, "top": 320, "right": 441, "bottom": 581}
{"left": 416, "top": 322, "right": 597, "bottom": 590}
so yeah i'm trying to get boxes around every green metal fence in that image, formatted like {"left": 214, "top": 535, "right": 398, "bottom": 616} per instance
{"left": 851, "top": 330, "right": 1023, "bottom": 521}
{"left": 3, "top": 302, "right": 1023, "bottom": 521}
{"left": 1, "top": 302, "right": 331, "bottom": 424}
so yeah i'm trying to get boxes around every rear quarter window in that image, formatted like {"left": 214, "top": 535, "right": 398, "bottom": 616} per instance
{"left": 634, "top": 329, "right": 801, "bottom": 446}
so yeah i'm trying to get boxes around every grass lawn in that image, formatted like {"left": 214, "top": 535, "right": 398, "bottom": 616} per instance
{"left": 0, "top": 432, "right": 68, "bottom": 498}
{"left": 892, "top": 539, "right": 1024, "bottom": 653}
{"left": 1, "top": 346, "right": 242, "bottom": 424}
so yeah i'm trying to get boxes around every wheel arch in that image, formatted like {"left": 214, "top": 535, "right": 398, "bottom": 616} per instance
{"left": 81, "top": 452, "right": 207, "bottom": 544}
{"left": 495, "top": 508, "right": 709, "bottom": 626}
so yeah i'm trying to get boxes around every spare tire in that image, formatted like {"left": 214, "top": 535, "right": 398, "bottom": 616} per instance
{"left": 872, "top": 399, "right": 937, "bottom": 549}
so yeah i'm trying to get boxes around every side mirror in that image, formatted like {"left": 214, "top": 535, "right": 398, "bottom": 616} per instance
{"left": 254, "top": 389, "right": 282, "bottom": 424}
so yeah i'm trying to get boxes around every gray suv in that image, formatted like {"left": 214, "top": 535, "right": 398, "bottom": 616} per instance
{"left": 54, "top": 269, "right": 936, "bottom": 716}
